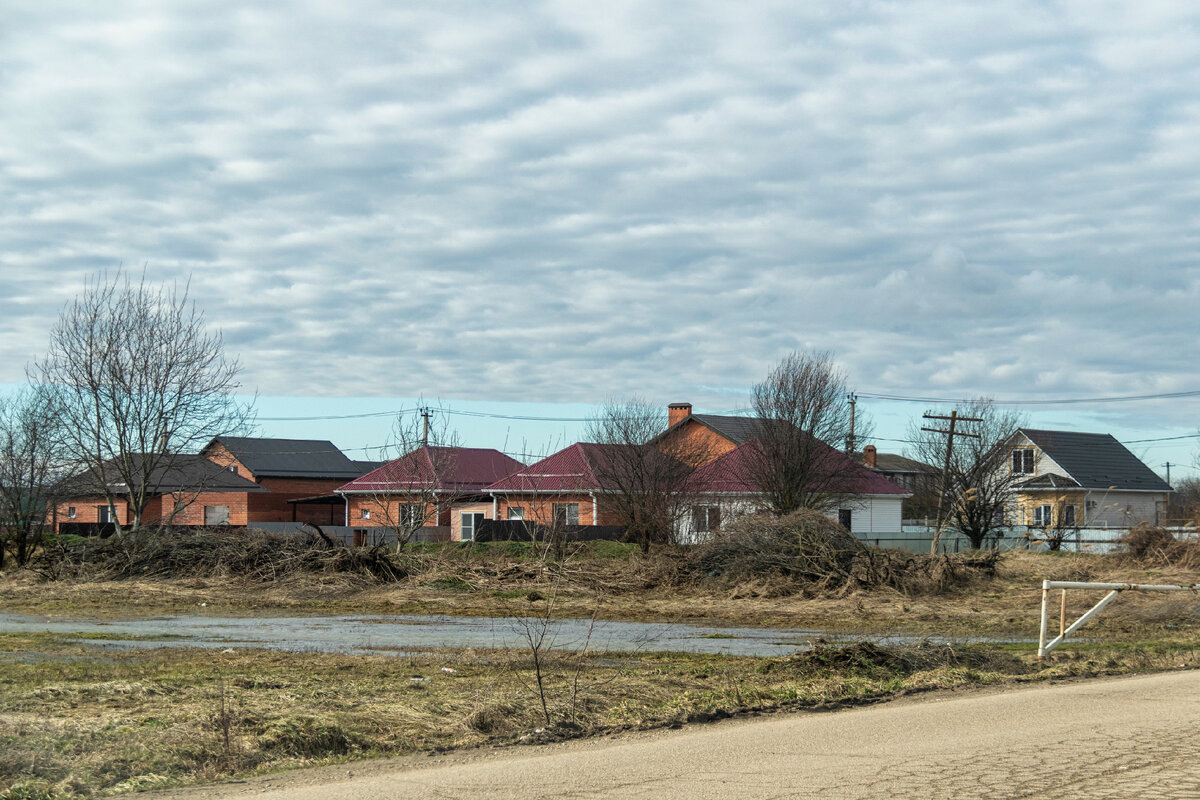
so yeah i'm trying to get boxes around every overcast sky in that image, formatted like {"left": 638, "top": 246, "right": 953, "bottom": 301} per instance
{"left": 2, "top": 2, "right": 1198, "bottom": 473}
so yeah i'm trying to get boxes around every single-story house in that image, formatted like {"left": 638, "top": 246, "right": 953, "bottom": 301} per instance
{"left": 337, "top": 446, "right": 524, "bottom": 543}
{"left": 483, "top": 442, "right": 635, "bottom": 529}
{"left": 200, "top": 436, "right": 371, "bottom": 525}
{"left": 679, "top": 438, "right": 910, "bottom": 542}
{"left": 51, "top": 454, "right": 270, "bottom": 534}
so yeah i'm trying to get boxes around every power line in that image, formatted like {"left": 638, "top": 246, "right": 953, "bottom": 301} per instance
{"left": 858, "top": 389, "right": 1200, "bottom": 405}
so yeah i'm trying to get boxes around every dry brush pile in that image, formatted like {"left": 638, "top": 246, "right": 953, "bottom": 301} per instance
{"left": 25, "top": 513, "right": 1000, "bottom": 603}
{"left": 33, "top": 527, "right": 408, "bottom": 583}
{"left": 1118, "top": 523, "right": 1200, "bottom": 569}
{"left": 676, "top": 509, "right": 998, "bottom": 597}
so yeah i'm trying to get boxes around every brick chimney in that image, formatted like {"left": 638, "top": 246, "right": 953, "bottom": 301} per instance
{"left": 862, "top": 444, "right": 877, "bottom": 468}
{"left": 668, "top": 402, "right": 692, "bottom": 428}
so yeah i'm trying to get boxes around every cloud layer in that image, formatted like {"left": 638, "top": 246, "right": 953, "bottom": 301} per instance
{"left": 2, "top": 1, "right": 1198, "bottom": 432}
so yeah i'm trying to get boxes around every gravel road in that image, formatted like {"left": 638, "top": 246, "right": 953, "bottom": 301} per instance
{"left": 155, "top": 670, "right": 1200, "bottom": 799}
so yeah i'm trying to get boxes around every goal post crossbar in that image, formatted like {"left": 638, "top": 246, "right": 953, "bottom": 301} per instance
{"left": 1038, "top": 580, "right": 1200, "bottom": 659}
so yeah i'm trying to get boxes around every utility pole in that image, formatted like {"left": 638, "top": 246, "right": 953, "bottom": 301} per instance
{"left": 845, "top": 393, "right": 857, "bottom": 453}
{"left": 922, "top": 410, "right": 982, "bottom": 554}
{"left": 1163, "top": 463, "right": 1173, "bottom": 487}
{"left": 420, "top": 407, "right": 431, "bottom": 448}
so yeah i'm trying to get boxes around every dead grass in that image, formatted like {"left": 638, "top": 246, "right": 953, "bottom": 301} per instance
{"left": 2, "top": 629, "right": 1199, "bottom": 799}
{"left": 4, "top": 540, "right": 1200, "bottom": 639}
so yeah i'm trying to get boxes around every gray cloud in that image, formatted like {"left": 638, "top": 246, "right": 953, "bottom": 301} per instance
{"left": 2, "top": 1, "right": 1198, "bottom": 435}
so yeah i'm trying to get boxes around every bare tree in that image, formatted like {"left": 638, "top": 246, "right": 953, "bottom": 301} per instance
{"left": 1168, "top": 476, "right": 1200, "bottom": 526}
{"left": 0, "top": 386, "right": 72, "bottom": 567}
{"left": 34, "top": 271, "right": 253, "bottom": 535}
{"left": 348, "top": 409, "right": 464, "bottom": 550}
{"left": 906, "top": 398, "right": 1027, "bottom": 550}
{"left": 748, "top": 351, "right": 869, "bottom": 515}
{"left": 584, "top": 399, "right": 702, "bottom": 552}
{"left": 1033, "top": 493, "right": 1080, "bottom": 552}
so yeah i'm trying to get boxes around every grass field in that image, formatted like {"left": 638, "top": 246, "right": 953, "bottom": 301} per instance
{"left": 2, "top": 542, "right": 1199, "bottom": 799}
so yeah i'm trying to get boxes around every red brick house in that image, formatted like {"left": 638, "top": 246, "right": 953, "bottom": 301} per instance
{"left": 337, "top": 446, "right": 524, "bottom": 543}
{"left": 52, "top": 455, "right": 270, "bottom": 534}
{"left": 484, "top": 442, "right": 635, "bottom": 530}
{"left": 199, "top": 437, "right": 370, "bottom": 525}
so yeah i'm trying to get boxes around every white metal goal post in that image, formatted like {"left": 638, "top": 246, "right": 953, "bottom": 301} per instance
{"left": 1038, "top": 580, "right": 1200, "bottom": 659}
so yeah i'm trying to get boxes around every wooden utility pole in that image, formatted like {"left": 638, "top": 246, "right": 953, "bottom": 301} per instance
{"left": 923, "top": 410, "right": 982, "bottom": 554}
{"left": 846, "top": 393, "right": 858, "bottom": 453}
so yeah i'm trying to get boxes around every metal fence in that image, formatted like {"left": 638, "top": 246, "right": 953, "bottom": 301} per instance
{"left": 857, "top": 526, "right": 1198, "bottom": 554}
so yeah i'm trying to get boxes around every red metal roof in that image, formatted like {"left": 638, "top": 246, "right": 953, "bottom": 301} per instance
{"left": 688, "top": 439, "right": 909, "bottom": 496}
{"left": 484, "top": 442, "right": 635, "bottom": 493}
{"left": 337, "top": 446, "right": 523, "bottom": 494}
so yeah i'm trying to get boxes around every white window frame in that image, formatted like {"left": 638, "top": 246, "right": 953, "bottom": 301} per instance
{"left": 1033, "top": 504, "right": 1053, "bottom": 527}
{"left": 507, "top": 506, "right": 525, "bottom": 520}
{"left": 461, "top": 512, "right": 485, "bottom": 542}
{"left": 553, "top": 502, "right": 580, "bottom": 526}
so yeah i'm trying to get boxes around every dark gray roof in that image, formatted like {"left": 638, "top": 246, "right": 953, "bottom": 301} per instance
{"left": 209, "top": 437, "right": 365, "bottom": 479}
{"left": 689, "top": 414, "right": 766, "bottom": 445}
{"left": 1019, "top": 429, "right": 1172, "bottom": 492}
{"left": 63, "top": 455, "right": 268, "bottom": 495}
{"left": 855, "top": 451, "right": 938, "bottom": 474}
{"left": 874, "top": 453, "right": 937, "bottom": 474}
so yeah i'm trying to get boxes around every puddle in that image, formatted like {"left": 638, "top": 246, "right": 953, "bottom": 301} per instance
{"left": 0, "top": 613, "right": 1029, "bottom": 658}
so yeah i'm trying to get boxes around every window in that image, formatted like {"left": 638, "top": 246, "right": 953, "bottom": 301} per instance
{"left": 507, "top": 507, "right": 525, "bottom": 520}
{"left": 1061, "top": 505, "right": 1076, "bottom": 526}
{"left": 96, "top": 505, "right": 111, "bottom": 524}
{"left": 360, "top": 508, "right": 371, "bottom": 520}
{"left": 692, "top": 505, "right": 721, "bottom": 534}
{"left": 67, "top": 506, "right": 76, "bottom": 519}
{"left": 1012, "top": 449, "right": 1035, "bottom": 475}
{"left": 227, "top": 465, "right": 238, "bottom": 474}
{"left": 1033, "top": 504, "right": 1052, "bottom": 527}
{"left": 838, "top": 508, "right": 852, "bottom": 531}
{"left": 461, "top": 512, "right": 485, "bottom": 542}
{"left": 553, "top": 502, "right": 580, "bottom": 526}
{"left": 399, "top": 503, "right": 424, "bottom": 528}
{"left": 204, "top": 505, "right": 230, "bottom": 526}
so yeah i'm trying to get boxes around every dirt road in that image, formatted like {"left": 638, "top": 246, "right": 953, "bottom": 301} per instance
{"left": 165, "top": 670, "right": 1200, "bottom": 799}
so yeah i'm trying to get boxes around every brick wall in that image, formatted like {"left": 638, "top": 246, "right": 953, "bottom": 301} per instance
{"left": 53, "top": 497, "right": 127, "bottom": 531}
{"left": 247, "top": 477, "right": 349, "bottom": 523}
{"left": 202, "top": 442, "right": 255, "bottom": 482}
{"left": 494, "top": 494, "right": 620, "bottom": 526}
{"left": 145, "top": 491, "right": 253, "bottom": 527}
{"left": 657, "top": 420, "right": 737, "bottom": 467}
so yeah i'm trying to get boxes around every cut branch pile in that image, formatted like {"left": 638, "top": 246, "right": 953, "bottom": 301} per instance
{"left": 1119, "top": 524, "right": 1200, "bottom": 568}
{"left": 36, "top": 527, "right": 409, "bottom": 583}
{"left": 680, "top": 509, "right": 996, "bottom": 596}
